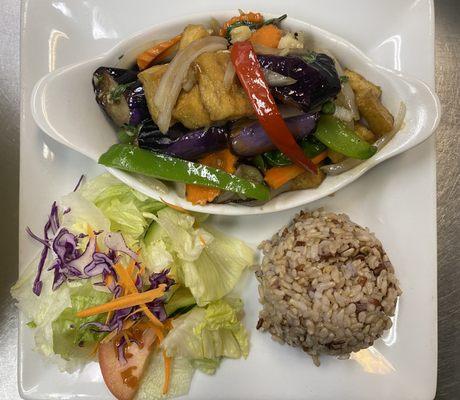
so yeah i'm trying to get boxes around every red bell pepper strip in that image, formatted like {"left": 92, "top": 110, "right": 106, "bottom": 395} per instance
{"left": 230, "top": 41, "right": 317, "bottom": 174}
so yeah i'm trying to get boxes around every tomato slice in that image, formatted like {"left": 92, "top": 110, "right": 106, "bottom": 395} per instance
{"left": 98, "top": 327, "right": 156, "bottom": 400}
{"left": 230, "top": 41, "right": 317, "bottom": 174}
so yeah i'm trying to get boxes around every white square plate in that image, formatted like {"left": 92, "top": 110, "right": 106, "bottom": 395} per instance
{"left": 19, "top": 1, "right": 437, "bottom": 399}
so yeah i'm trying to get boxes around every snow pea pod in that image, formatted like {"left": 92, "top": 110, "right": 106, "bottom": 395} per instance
{"left": 314, "top": 115, "right": 377, "bottom": 159}
{"left": 99, "top": 144, "right": 270, "bottom": 201}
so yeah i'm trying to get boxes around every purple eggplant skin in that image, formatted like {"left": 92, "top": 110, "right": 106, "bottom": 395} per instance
{"left": 230, "top": 113, "right": 319, "bottom": 157}
{"left": 93, "top": 67, "right": 149, "bottom": 127}
{"left": 257, "top": 53, "right": 341, "bottom": 112}
{"left": 138, "top": 124, "right": 229, "bottom": 161}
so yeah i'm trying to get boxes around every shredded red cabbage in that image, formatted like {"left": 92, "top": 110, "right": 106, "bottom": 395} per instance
{"left": 104, "top": 232, "right": 138, "bottom": 261}
{"left": 149, "top": 269, "right": 174, "bottom": 291}
{"left": 28, "top": 201, "right": 59, "bottom": 295}
{"left": 27, "top": 201, "right": 119, "bottom": 294}
{"left": 73, "top": 175, "right": 85, "bottom": 192}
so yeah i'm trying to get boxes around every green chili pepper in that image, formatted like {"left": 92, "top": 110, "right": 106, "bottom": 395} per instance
{"left": 314, "top": 115, "right": 377, "bottom": 159}
{"left": 264, "top": 137, "right": 327, "bottom": 167}
{"left": 99, "top": 144, "right": 270, "bottom": 201}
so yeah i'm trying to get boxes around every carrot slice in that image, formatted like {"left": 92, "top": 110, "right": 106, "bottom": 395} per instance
{"left": 137, "top": 34, "right": 182, "bottom": 70}
{"left": 219, "top": 12, "right": 264, "bottom": 36}
{"left": 162, "top": 351, "right": 172, "bottom": 394}
{"left": 250, "top": 24, "right": 282, "bottom": 48}
{"left": 264, "top": 151, "right": 328, "bottom": 189}
{"left": 186, "top": 149, "right": 237, "bottom": 205}
{"left": 76, "top": 286, "right": 165, "bottom": 318}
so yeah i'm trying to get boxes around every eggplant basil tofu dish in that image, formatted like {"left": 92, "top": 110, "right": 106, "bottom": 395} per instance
{"left": 94, "top": 11, "right": 404, "bottom": 205}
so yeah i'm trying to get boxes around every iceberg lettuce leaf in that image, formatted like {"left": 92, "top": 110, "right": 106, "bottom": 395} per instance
{"left": 79, "top": 173, "right": 164, "bottom": 243}
{"left": 161, "top": 299, "right": 249, "bottom": 374}
{"left": 136, "top": 351, "right": 195, "bottom": 400}
{"left": 52, "top": 282, "right": 111, "bottom": 361}
{"left": 180, "top": 228, "right": 254, "bottom": 306}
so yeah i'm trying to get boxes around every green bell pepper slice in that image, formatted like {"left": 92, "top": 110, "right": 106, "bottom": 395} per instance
{"left": 314, "top": 115, "right": 377, "bottom": 159}
{"left": 99, "top": 144, "right": 270, "bottom": 201}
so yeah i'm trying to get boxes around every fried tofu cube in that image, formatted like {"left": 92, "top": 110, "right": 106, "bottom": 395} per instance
{"left": 195, "top": 52, "right": 254, "bottom": 121}
{"left": 138, "top": 64, "right": 211, "bottom": 129}
{"left": 355, "top": 123, "right": 376, "bottom": 143}
{"left": 289, "top": 169, "right": 325, "bottom": 191}
{"left": 179, "top": 24, "right": 209, "bottom": 49}
{"left": 344, "top": 69, "right": 394, "bottom": 135}
{"left": 345, "top": 69, "right": 382, "bottom": 98}
{"left": 355, "top": 93, "right": 394, "bottom": 135}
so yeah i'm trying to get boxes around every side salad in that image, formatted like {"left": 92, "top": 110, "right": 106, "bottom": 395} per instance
{"left": 94, "top": 10, "right": 404, "bottom": 206}
{"left": 12, "top": 174, "right": 254, "bottom": 400}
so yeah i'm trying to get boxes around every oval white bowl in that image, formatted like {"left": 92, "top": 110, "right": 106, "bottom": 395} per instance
{"left": 31, "top": 11, "right": 440, "bottom": 215}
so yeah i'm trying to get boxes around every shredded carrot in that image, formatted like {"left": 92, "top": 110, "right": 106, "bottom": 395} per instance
{"left": 137, "top": 34, "right": 182, "bottom": 70}
{"left": 76, "top": 286, "right": 165, "bottom": 318}
{"left": 186, "top": 149, "right": 237, "bottom": 205}
{"left": 162, "top": 351, "right": 172, "bottom": 394}
{"left": 125, "top": 308, "right": 145, "bottom": 319}
{"left": 104, "top": 274, "right": 115, "bottom": 287}
{"left": 264, "top": 151, "right": 328, "bottom": 189}
{"left": 148, "top": 319, "right": 165, "bottom": 341}
{"left": 114, "top": 263, "right": 164, "bottom": 328}
{"left": 138, "top": 263, "right": 145, "bottom": 277}
{"left": 250, "top": 24, "right": 282, "bottom": 48}
{"left": 219, "top": 12, "right": 264, "bottom": 36}
{"left": 126, "top": 255, "right": 138, "bottom": 279}
{"left": 101, "top": 319, "right": 136, "bottom": 344}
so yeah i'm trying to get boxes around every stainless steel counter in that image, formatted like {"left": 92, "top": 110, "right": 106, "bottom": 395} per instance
{"left": 0, "top": 0, "right": 458, "bottom": 398}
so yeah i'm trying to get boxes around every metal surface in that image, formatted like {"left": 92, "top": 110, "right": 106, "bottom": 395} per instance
{"left": 0, "top": 0, "right": 458, "bottom": 399}
{"left": 435, "top": 0, "right": 460, "bottom": 398}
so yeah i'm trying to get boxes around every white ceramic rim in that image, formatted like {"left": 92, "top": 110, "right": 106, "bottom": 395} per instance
{"left": 30, "top": 10, "right": 442, "bottom": 216}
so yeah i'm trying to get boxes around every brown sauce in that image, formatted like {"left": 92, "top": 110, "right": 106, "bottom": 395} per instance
{"left": 120, "top": 366, "right": 138, "bottom": 389}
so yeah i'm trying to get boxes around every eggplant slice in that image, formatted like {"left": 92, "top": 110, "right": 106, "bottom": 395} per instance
{"left": 93, "top": 67, "right": 149, "bottom": 127}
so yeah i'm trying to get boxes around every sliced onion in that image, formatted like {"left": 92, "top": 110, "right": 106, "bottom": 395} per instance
{"left": 154, "top": 36, "right": 228, "bottom": 133}
{"left": 333, "top": 105, "right": 354, "bottom": 123}
{"left": 320, "top": 49, "right": 359, "bottom": 120}
{"left": 223, "top": 60, "right": 235, "bottom": 90}
{"left": 321, "top": 102, "right": 406, "bottom": 176}
{"left": 262, "top": 68, "right": 297, "bottom": 86}
{"left": 182, "top": 68, "right": 196, "bottom": 92}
